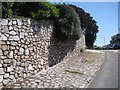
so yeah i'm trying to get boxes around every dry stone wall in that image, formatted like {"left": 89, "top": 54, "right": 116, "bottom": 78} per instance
{"left": 0, "top": 18, "right": 85, "bottom": 87}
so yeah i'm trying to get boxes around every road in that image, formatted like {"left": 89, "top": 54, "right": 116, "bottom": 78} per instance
{"left": 88, "top": 50, "right": 119, "bottom": 88}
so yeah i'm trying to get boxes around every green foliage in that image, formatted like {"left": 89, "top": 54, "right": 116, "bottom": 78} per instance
{"left": 2, "top": 2, "right": 14, "bottom": 18}
{"left": 2, "top": 2, "right": 59, "bottom": 19}
{"left": 54, "top": 4, "right": 81, "bottom": 41}
{"left": 31, "top": 2, "right": 59, "bottom": 19}
{"left": 69, "top": 4, "right": 99, "bottom": 48}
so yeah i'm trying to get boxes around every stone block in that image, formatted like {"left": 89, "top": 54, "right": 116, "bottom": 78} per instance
{"left": 2, "top": 45, "right": 8, "bottom": 51}
{"left": 0, "top": 63, "right": 2, "bottom": 68}
{"left": 28, "top": 64, "right": 34, "bottom": 71}
{"left": 13, "top": 36, "right": 20, "bottom": 41}
{"left": 20, "top": 32, "right": 25, "bottom": 39}
{"left": 25, "top": 48, "right": 29, "bottom": 55}
{"left": 9, "top": 26, "right": 13, "bottom": 30}
{"left": 9, "top": 51, "right": 13, "bottom": 58}
{"left": 3, "top": 78, "right": 10, "bottom": 85}
{"left": 0, "top": 68, "right": 4, "bottom": 74}
{"left": 4, "top": 73, "right": 9, "bottom": 78}
{"left": 9, "top": 74, "right": 14, "bottom": 79}
{"left": 17, "top": 19, "right": 22, "bottom": 25}
{"left": 7, "top": 66, "right": 14, "bottom": 72}
{"left": 0, "top": 75, "right": 3, "bottom": 82}
{"left": 8, "top": 20, "right": 12, "bottom": 25}
{"left": 3, "top": 59, "right": 11, "bottom": 64}
{"left": 9, "top": 31, "right": 16, "bottom": 36}
{"left": 19, "top": 47, "right": 24, "bottom": 55}
{"left": 1, "top": 19, "right": 8, "bottom": 25}
{"left": 0, "top": 50, "right": 3, "bottom": 56}
{"left": 1, "top": 26, "right": 9, "bottom": 33}
{"left": 0, "top": 34, "right": 7, "bottom": 41}
{"left": 13, "top": 20, "right": 17, "bottom": 25}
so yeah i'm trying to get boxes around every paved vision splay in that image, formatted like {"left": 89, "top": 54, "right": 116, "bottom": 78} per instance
{"left": 88, "top": 50, "right": 118, "bottom": 88}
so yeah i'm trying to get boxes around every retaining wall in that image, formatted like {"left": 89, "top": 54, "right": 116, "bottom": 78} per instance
{"left": 0, "top": 18, "right": 85, "bottom": 87}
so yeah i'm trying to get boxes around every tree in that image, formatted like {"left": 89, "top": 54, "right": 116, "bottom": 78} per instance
{"left": 69, "top": 4, "right": 99, "bottom": 48}
{"left": 2, "top": 2, "right": 14, "bottom": 18}
{"left": 2, "top": 2, "right": 59, "bottom": 19}
{"left": 54, "top": 4, "right": 81, "bottom": 41}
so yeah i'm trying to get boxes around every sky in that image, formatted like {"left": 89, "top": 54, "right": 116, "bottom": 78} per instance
{"left": 51, "top": 2, "right": 118, "bottom": 46}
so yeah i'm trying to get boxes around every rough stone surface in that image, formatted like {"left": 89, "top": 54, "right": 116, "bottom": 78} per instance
{"left": 0, "top": 34, "right": 7, "bottom": 41}
{"left": 0, "top": 75, "right": 3, "bottom": 82}
{"left": 5, "top": 51, "right": 105, "bottom": 88}
{"left": 0, "top": 18, "right": 85, "bottom": 88}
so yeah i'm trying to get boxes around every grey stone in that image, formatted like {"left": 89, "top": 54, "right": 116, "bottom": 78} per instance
{"left": 0, "top": 68, "right": 4, "bottom": 74}
{"left": 13, "top": 20, "right": 17, "bottom": 25}
{"left": 3, "top": 51, "right": 8, "bottom": 56}
{"left": 0, "top": 75, "right": 3, "bottom": 82}
{"left": 25, "top": 48, "right": 29, "bottom": 55}
{"left": 1, "top": 19, "right": 8, "bottom": 25}
{"left": 2, "top": 26, "right": 9, "bottom": 33}
{"left": 2, "top": 45, "right": 8, "bottom": 51}
{"left": 28, "top": 64, "right": 34, "bottom": 71}
{"left": 9, "top": 74, "right": 14, "bottom": 79}
{"left": 19, "top": 47, "right": 24, "bottom": 55}
{"left": 9, "top": 36, "right": 14, "bottom": 41}
{"left": 0, "top": 50, "right": 2, "bottom": 56}
{"left": 0, "top": 33, "right": 1, "bottom": 37}
{"left": 20, "top": 32, "right": 24, "bottom": 38}
{"left": 41, "top": 59, "right": 44, "bottom": 65}
{"left": 0, "top": 63, "right": 2, "bottom": 68}
{"left": 4, "top": 73, "right": 9, "bottom": 78}
{"left": 9, "top": 51, "right": 13, "bottom": 58}
{"left": 8, "top": 21, "right": 12, "bottom": 25}
{"left": 9, "top": 31, "right": 16, "bottom": 35}
{"left": 3, "top": 78, "right": 10, "bottom": 85}
{"left": 7, "top": 66, "right": 14, "bottom": 72}
{"left": 0, "top": 82, "right": 3, "bottom": 87}
{"left": 13, "top": 36, "right": 20, "bottom": 41}
{"left": 11, "top": 41, "right": 17, "bottom": 46}
{"left": 28, "top": 19, "right": 31, "bottom": 25}
{"left": 9, "top": 26, "right": 13, "bottom": 30}
{"left": 10, "top": 46, "right": 15, "bottom": 50}
{"left": 17, "top": 19, "right": 22, "bottom": 25}
{"left": 12, "top": 59, "right": 16, "bottom": 68}
{"left": 3, "top": 59, "right": 11, "bottom": 64}
{"left": 0, "top": 34, "right": 7, "bottom": 41}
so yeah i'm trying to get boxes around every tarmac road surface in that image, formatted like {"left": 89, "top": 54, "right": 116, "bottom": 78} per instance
{"left": 88, "top": 50, "right": 118, "bottom": 88}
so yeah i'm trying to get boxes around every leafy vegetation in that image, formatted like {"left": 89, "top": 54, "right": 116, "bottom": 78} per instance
{"left": 2, "top": 2, "right": 59, "bottom": 19}
{"left": 1, "top": 2, "right": 99, "bottom": 45}
{"left": 54, "top": 4, "right": 81, "bottom": 41}
{"left": 69, "top": 5, "right": 99, "bottom": 48}
{"left": 2, "top": 2, "right": 14, "bottom": 18}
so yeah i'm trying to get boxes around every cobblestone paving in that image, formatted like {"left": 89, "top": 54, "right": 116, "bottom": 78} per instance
{"left": 5, "top": 51, "right": 105, "bottom": 88}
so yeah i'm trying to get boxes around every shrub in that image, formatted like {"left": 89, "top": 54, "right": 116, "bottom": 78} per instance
{"left": 54, "top": 4, "right": 82, "bottom": 41}
{"left": 2, "top": 2, "right": 59, "bottom": 19}
{"left": 2, "top": 2, "right": 14, "bottom": 18}
{"left": 32, "top": 2, "right": 59, "bottom": 19}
